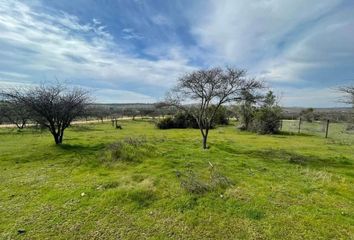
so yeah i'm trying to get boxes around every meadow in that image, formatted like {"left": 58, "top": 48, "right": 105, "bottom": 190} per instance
{"left": 0, "top": 120, "right": 353, "bottom": 239}
{"left": 282, "top": 119, "right": 354, "bottom": 144}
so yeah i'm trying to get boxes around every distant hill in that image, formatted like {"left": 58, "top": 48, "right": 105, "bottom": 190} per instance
{"left": 282, "top": 107, "right": 352, "bottom": 114}
{"left": 92, "top": 103, "right": 352, "bottom": 112}
{"left": 92, "top": 103, "right": 156, "bottom": 109}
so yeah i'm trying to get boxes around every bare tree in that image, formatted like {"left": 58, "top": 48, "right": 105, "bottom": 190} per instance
{"left": 338, "top": 85, "right": 354, "bottom": 106}
{"left": 339, "top": 85, "right": 354, "bottom": 126}
{"left": 1, "top": 100, "right": 32, "bottom": 129}
{"left": 166, "top": 67, "right": 263, "bottom": 149}
{"left": 1, "top": 83, "right": 90, "bottom": 144}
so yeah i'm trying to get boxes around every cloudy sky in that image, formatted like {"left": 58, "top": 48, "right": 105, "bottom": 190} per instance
{"left": 0, "top": 0, "right": 353, "bottom": 107}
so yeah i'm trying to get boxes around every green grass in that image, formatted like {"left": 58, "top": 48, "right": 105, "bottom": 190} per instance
{"left": 282, "top": 119, "right": 354, "bottom": 144}
{"left": 0, "top": 120, "right": 353, "bottom": 239}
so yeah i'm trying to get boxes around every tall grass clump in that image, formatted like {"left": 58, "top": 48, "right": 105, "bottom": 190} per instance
{"left": 176, "top": 162, "right": 233, "bottom": 194}
{"left": 103, "top": 136, "right": 154, "bottom": 163}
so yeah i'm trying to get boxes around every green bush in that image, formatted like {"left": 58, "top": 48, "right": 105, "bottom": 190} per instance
{"left": 240, "top": 91, "right": 282, "bottom": 134}
{"left": 156, "top": 108, "right": 228, "bottom": 129}
{"left": 252, "top": 106, "right": 282, "bottom": 134}
{"left": 156, "top": 117, "right": 174, "bottom": 129}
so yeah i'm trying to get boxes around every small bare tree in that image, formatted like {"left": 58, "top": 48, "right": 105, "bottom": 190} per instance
{"left": 1, "top": 83, "right": 90, "bottom": 144}
{"left": 1, "top": 100, "right": 32, "bottom": 129}
{"left": 166, "top": 67, "right": 263, "bottom": 149}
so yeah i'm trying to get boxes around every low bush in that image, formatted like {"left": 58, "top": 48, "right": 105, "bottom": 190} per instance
{"left": 156, "top": 109, "right": 228, "bottom": 129}
{"left": 252, "top": 106, "right": 282, "bottom": 134}
{"left": 238, "top": 91, "right": 282, "bottom": 134}
{"left": 176, "top": 162, "right": 232, "bottom": 194}
{"left": 156, "top": 117, "right": 175, "bottom": 129}
{"left": 103, "top": 136, "right": 153, "bottom": 163}
{"left": 176, "top": 168, "right": 210, "bottom": 194}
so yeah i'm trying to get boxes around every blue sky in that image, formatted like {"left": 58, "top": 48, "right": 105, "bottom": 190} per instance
{"left": 0, "top": 0, "right": 353, "bottom": 107}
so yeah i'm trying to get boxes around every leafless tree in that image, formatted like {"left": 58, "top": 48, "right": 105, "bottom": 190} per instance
{"left": 339, "top": 85, "right": 354, "bottom": 126}
{"left": 1, "top": 83, "right": 90, "bottom": 144}
{"left": 338, "top": 85, "right": 354, "bottom": 107}
{"left": 166, "top": 67, "right": 263, "bottom": 149}
{"left": 0, "top": 100, "right": 32, "bottom": 129}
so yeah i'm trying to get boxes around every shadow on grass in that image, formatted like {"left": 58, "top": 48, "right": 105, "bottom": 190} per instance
{"left": 69, "top": 125, "right": 104, "bottom": 132}
{"left": 214, "top": 143, "right": 353, "bottom": 169}
{"left": 277, "top": 131, "right": 314, "bottom": 137}
{"left": 57, "top": 143, "right": 106, "bottom": 153}
{"left": 0, "top": 127, "right": 46, "bottom": 135}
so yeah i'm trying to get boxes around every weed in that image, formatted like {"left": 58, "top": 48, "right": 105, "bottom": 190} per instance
{"left": 176, "top": 162, "right": 232, "bottom": 194}
{"left": 103, "top": 136, "right": 154, "bottom": 163}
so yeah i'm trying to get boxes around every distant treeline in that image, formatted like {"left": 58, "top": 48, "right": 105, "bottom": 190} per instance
{"left": 0, "top": 101, "right": 352, "bottom": 125}
{"left": 281, "top": 107, "right": 353, "bottom": 122}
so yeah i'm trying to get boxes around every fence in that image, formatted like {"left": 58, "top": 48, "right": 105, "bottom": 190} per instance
{"left": 280, "top": 119, "right": 354, "bottom": 144}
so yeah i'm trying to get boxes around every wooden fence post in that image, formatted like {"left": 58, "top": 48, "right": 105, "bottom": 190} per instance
{"left": 325, "top": 119, "right": 330, "bottom": 138}
{"left": 280, "top": 119, "right": 283, "bottom": 130}
{"left": 298, "top": 117, "right": 302, "bottom": 134}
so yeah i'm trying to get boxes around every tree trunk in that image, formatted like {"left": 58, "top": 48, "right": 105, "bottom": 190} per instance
{"left": 202, "top": 134, "right": 208, "bottom": 149}
{"left": 58, "top": 129, "right": 65, "bottom": 144}
{"left": 52, "top": 131, "right": 64, "bottom": 144}
{"left": 53, "top": 133, "right": 60, "bottom": 144}
{"left": 199, "top": 125, "right": 209, "bottom": 149}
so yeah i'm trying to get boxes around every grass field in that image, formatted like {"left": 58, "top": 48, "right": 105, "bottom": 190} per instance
{"left": 0, "top": 120, "right": 353, "bottom": 239}
{"left": 281, "top": 119, "right": 354, "bottom": 144}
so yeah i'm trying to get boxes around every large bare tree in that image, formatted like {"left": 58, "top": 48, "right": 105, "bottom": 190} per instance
{"left": 1, "top": 83, "right": 90, "bottom": 144}
{"left": 339, "top": 85, "right": 354, "bottom": 125}
{"left": 338, "top": 85, "right": 354, "bottom": 106}
{"left": 166, "top": 67, "right": 263, "bottom": 149}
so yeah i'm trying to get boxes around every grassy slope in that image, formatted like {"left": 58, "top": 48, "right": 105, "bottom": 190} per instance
{"left": 0, "top": 120, "right": 353, "bottom": 239}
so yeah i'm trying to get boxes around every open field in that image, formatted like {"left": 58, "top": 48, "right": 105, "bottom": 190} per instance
{"left": 0, "top": 120, "right": 353, "bottom": 239}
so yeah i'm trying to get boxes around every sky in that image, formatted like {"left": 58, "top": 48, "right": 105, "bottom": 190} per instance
{"left": 0, "top": 0, "right": 353, "bottom": 107}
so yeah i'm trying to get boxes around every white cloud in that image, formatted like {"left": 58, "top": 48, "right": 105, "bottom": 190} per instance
{"left": 121, "top": 28, "right": 144, "bottom": 40}
{"left": 151, "top": 15, "right": 171, "bottom": 26}
{"left": 192, "top": 0, "right": 342, "bottom": 65}
{"left": 94, "top": 88, "right": 156, "bottom": 103}
{"left": 277, "top": 87, "right": 344, "bottom": 107}
{"left": 0, "top": 71, "right": 29, "bottom": 79}
{"left": 189, "top": 0, "right": 354, "bottom": 108}
{"left": 0, "top": 0, "right": 352, "bottom": 107}
{"left": 0, "top": 0, "right": 196, "bottom": 100}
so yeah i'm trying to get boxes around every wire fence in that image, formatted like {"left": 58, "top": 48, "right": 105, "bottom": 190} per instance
{"left": 281, "top": 119, "right": 354, "bottom": 144}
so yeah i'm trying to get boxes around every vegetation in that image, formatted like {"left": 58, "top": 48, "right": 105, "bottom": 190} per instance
{"left": 0, "top": 100, "right": 31, "bottom": 129}
{"left": 237, "top": 88, "right": 260, "bottom": 131}
{"left": 156, "top": 107, "right": 229, "bottom": 129}
{"left": 338, "top": 85, "right": 354, "bottom": 106}
{"left": 166, "top": 67, "right": 263, "bottom": 149}
{"left": 0, "top": 120, "right": 353, "bottom": 239}
{"left": 1, "top": 83, "right": 90, "bottom": 144}
{"left": 237, "top": 90, "right": 282, "bottom": 134}
{"left": 252, "top": 91, "right": 282, "bottom": 134}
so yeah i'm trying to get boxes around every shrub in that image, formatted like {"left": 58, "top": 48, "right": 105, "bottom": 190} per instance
{"left": 176, "top": 169, "right": 210, "bottom": 194}
{"left": 241, "top": 91, "right": 282, "bottom": 134}
{"left": 156, "top": 117, "right": 174, "bottom": 129}
{"left": 173, "top": 112, "right": 199, "bottom": 128}
{"left": 300, "top": 108, "right": 315, "bottom": 122}
{"left": 104, "top": 136, "right": 152, "bottom": 163}
{"left": 212, "top": 105, "right": 230, "bottom": 125}
{"left": 156, "top": 109, "right": 228, "bottom": 129}
{"left": 252, "top": 106, "right": 282, "bottom": 134}
{"left": 176, "top": 162, "right": 232, "bottom": 194}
